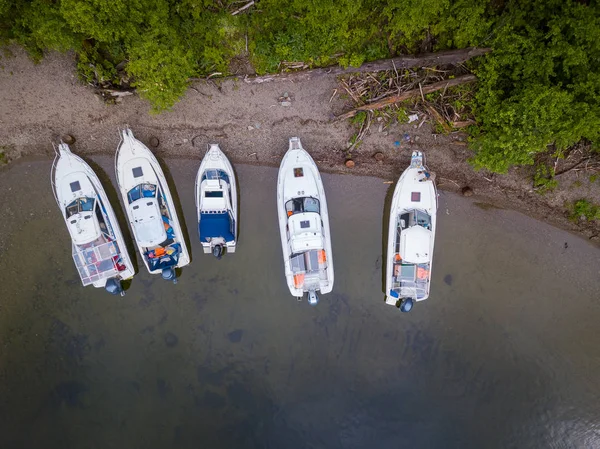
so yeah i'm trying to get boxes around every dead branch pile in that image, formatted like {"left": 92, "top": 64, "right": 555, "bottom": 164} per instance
{"left": 337, "top": 65, "right": 478, "bottom": 150}
{"left": 337, "top": 65, "right": 476, "bottom": 123}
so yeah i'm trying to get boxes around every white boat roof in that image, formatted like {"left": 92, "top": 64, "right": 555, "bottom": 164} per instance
{"left": 400, "top": 225, "right": 432, "bottom": 264}
{"left": 67, "top": 211, "right": 101, "bottom": 245}
{"left": 289, "top": 213, "right": 322, "bottom": 252}
{"left": 130, "top": 198, "right": 166, "bottom": 247}
{"left": 202, "top": 196, "right": 227, "bottom": 210}
{"left": 200, "top": 178, "right": 228, "bottom": 210}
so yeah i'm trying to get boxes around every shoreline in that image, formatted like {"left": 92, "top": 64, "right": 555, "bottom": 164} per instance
{"left": 1, "top": 46, "right": 598, "bottom": 244}
{"left": 4, "top": 151, "right": 599, "bottom": 248}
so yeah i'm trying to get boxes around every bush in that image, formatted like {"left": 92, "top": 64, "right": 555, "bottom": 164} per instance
{"left": 470, "top": 0, "right": 600, "bottom": 173}
{"left": 570, "top": 199, "right": 600, "bottom": 222}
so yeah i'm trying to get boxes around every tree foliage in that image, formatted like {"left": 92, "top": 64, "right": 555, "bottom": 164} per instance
{"left": 470, "top": 0, "right": 600, "bottom": 172}
{"left": 0, "top": 0, "right": 598, "bottom": 169}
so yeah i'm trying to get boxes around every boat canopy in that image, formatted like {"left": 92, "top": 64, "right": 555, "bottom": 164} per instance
{"left": 400, "top": 225, "right": 432, "bottom": 264}
{"left": 73, "top": 236, "right": 121, "bottom": 285}
{"left": 199, "top": 212, "right": 235, "bottom": 242}
{"left": 129, "top": 190, "right": 166, "bottom": 247}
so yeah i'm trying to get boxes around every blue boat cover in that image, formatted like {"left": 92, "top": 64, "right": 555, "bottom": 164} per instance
{"left": 147, "top": 243, "right": 181, "bottom": 271}
{"left": 199, "top": 212, "right": 235, "bottom": 242}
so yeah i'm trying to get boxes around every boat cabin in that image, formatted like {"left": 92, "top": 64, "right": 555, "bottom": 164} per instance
{"left": 65, "top": 197, "right": 102, "bottom": 245}
{"left": 390, "top": 209, "right": 432, "bottom": 300}
{"left": 127, "top": 183, "right": 166, "bottom": 247}
{"left": 126, "top": 182, "right": 181, "bottom": 269}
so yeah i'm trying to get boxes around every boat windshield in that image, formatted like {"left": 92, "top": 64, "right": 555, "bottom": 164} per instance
{"left": 285, "top": 197, "right": 320, "bottom": 216}
{"left": 127, "top": 183, "right": 157, "bottom": 204}
{"left": 399, "top": 209, "right": 431, "bottom": 230}
{"left": 201, "top": 169, "right": 230, "bottom": 184}
{"left": 66, "top": 197, "right": 95, "bottom": 218}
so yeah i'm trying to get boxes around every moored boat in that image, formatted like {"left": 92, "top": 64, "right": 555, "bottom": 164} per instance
{"left": 277, "top": 137, "right": 334, "bottom": 305}
{"left": 385, "top": 151, "right": 437, "bottom": 312}
{"left": 115, "top": 129, "right": 190, "bottom": 282}
{"left": 51, "top": 143, "right": 135, "bottom": 295}
{"left": 195, "top": 144, "right": 238, "bottom": 258}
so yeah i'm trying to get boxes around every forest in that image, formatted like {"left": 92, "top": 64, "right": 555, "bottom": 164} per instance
{"left": 0, "top": 0, "right": 599, "bottom": 173}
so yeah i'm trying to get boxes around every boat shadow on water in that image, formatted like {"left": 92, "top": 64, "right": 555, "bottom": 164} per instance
{"left": 83, "top": 156, "right": 138, "bottom": 291}
{"left": 381, "top": 181, "right": 395, "bottom": 302}
{"left": 153, "top": 152, "right": 193, "bottom": 279}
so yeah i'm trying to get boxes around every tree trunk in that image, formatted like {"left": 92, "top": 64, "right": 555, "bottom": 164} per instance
{"left": 242, "top": 47, "right": 490, "bottom": 85}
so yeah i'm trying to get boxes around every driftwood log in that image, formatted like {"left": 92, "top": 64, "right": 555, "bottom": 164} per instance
{"left": 335, "top": 74, "right": 478, "bottom": 120}
{"left": 242, "top": 47, "right": 490, "bottom": 85}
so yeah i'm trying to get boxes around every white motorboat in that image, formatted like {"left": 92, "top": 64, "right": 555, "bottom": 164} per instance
{"left": 195, "top": 144, "right": 237, "bottom": 258}
{"left": 385, "top": 151, "right": 437, "bottom": 312}
{"left": 115, "top": 129, "right": 190, "bottom": 282}
{"left": 277, "top": 137, "right": 334, "bottom": 305}
{"left": 51, "top": 143, "right": 135, "bottom": 295}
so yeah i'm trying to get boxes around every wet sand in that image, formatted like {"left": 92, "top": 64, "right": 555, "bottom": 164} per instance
{"left": 0, "top": 157, "right": 599, "bottom": 448}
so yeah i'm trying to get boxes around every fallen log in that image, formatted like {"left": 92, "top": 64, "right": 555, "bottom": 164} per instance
{"left": 242, "top": 47, "right": 490, "bottom": 85}
{"left": 335, "top": 74, "right": 477, "bottom": 120}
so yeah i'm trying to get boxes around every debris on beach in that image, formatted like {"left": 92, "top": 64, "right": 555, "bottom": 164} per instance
{"left": 279, "top": 92, "right": 293, "bottom": 106}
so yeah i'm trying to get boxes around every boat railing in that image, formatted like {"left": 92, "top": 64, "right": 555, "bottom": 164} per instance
{"left": 50, "top": 143, "right": 61, "bottom": 206}
{"left": 72, "top": 241, "right": 120, "bottom": 286}
{"left": 290, "top": 137, "right": 301, "bottom": 150}
{"left": 391, "top": 280, "right": 428, "bottom": 300}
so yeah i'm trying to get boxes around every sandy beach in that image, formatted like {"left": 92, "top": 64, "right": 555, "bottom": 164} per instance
{"left": 1, "top": 46, "right": 599, "bottom": 242}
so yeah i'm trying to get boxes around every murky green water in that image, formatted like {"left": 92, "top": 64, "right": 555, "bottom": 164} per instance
{"left": 1, "top": 157, "right": 599, "bottom": 448}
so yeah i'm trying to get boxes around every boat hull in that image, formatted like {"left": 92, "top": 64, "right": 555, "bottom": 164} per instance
{"left": 385, "top": 151, "right": 437, "bottom": 307}
{"left": 115, "top": 129, "right": 190, "bottom": 274}
{"left": 277, "top": 137, "right": 334, "bottom": 299}
{"left": 52, "top": 144, "right": 134, "bottom": 290}
{"left": 195, "top": 144, "right": 238, "bottom": 255}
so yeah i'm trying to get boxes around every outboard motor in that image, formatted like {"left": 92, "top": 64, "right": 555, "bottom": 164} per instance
{"left": 162, "top": 267, "right": 177, "bottom": 284}
{"left": 105, "top": 278, "right": 124, "bottom": 296}
{"left": 307, "top": 290, "right": 319, "bottom": 306}
{"left": 399, "top": 297, "right": 414, "bottom": 313}
{"left": 212, "top": 244, "right": 224, "bottom": 259}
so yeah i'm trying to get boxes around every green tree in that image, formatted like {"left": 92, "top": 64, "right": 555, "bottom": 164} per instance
{"left": 471, "top": 0, "right": 600, "bottom": 172}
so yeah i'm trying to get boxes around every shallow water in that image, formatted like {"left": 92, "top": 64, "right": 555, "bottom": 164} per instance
{"left": 1, "top": 157, "right": 599, "bottom": 449}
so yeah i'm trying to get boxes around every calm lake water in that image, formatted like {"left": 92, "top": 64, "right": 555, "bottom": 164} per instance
{"left": 1, "top": 156, "right": 599, "bottom": 449}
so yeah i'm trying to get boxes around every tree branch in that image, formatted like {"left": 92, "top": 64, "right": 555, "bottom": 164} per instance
{"left": 335, "top": 74, "right": 478, "bottom": 120}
